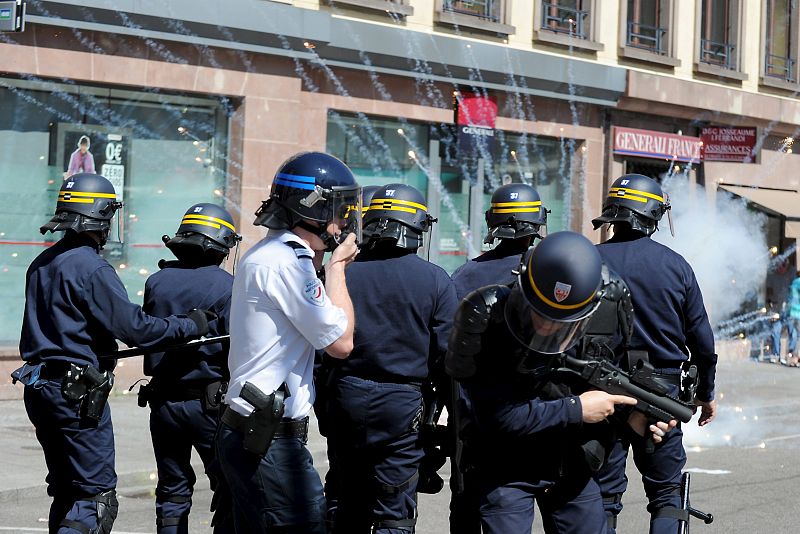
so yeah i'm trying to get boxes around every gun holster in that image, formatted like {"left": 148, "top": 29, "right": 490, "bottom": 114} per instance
{"left": 239, "top": 381, "right": 287, "bottom": 456}
{"left": 680, "top": 364, "right": 699, "bottom": 405}
{"left": 202, "top": 381, "right": 227, "bottom": 413}
{"left": 136, "top": 382, "right": 151, "bottom": 408}
{"left": 62, "top": 363, "right": 114, "bottom": 422}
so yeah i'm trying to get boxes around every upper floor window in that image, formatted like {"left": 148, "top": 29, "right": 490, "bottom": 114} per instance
{"left": 541, "top": 0, "right": 591, "bottom": 39}
{"left": 443, "top": 0, "right": 502, "bottom": 23}
{"left": 764, "top": 0, "right": 797, "bottom": 83}
{"left": 626, "top": 0, "right": 669, "bottom": 55}
{"left": 436, "top": 0, "right": 515, "bottom": 35}
{"left": 699, "top": 0, "right": 739, "bottom": 71}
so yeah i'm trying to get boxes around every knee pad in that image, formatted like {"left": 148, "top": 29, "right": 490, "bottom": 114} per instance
{"left": 156, "top": 514, "right": 189, "bottom": 532}
{"left": 59, "top": 490, "right": 118, "bottom": 534}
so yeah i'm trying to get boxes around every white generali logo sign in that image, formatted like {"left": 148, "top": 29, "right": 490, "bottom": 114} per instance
{"left": 613, "top": 126, "right": 702, "bottom": 163}
{"left": 461, "top": 126, "right": 495, "bottom": 137}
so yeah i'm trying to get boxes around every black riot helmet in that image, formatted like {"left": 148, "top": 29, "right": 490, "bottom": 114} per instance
{"left": 362, "top": 183, "right": 436, "bottom": 251}
{"left": 40, "top": 173, "right": 123, "bottom": 245}
{"left": 254, "top": 152, "right": 362, "bottom": 250}
{"left": 592, "top": 174, "right": 672, "bottom": 236}
{"left": 505, "top": 231, "right": 604, "bottom": 354}
{"left": 162, "top": 203, "right": 241, "bottom": 265}
{"left": 485, "top": 183, "right": 547, "bottom": 244}
{"left": 360, "top": 185, "right": 382, "bottom": 216}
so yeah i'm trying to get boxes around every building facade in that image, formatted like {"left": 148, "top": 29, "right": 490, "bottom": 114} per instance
{"left": 0, "top": 0, "right": 798, "bottom": 346}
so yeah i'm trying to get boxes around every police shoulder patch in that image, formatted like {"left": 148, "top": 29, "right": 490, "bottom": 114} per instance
{"left": 284, "top": 240, "right": 313, "bottom": 260}
{"left": 303, "top": 278, "right": 326, "bottom": 306}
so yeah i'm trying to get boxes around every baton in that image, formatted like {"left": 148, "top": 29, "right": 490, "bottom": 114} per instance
{"left": 100, "top": 335, "right": 230, "bottom": 359}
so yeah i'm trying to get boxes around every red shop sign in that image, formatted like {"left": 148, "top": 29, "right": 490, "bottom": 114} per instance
{"left": 613, "top": 126, "right": 702, "bottom": 163}
{"left": 700, "top": 126, "right": 758, "bottom": 163}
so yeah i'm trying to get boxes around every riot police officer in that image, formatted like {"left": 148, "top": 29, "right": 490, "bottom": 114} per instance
{"left": 327, "top": 183, "right": 458, "bottom": 533}
{"left": 448, "top": 182, "right": 548, "bottom": 533}
{"left": 591, "top": 174, "right": 717, "bottom": 534}
{"left": 316, "top": 183, "right": 382, "bottom": 531}
{"left": 216, "top": 152, "right": 360, "bottom": 533}
{"left": 141, "top": 203, "right": 240, "bottom": 533}
{"left": 452, "top": 182, "right": 547, "bottom": 299}
{"left": 16, "top": 173, "right": 211, "bottom": 534}
{"left": 446, "top": 231, "right": 654, "bottom": 534}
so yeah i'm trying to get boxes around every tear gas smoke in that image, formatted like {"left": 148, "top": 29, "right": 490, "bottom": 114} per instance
{"left": 653, "top": 175, "right": 768, "bottom": 324}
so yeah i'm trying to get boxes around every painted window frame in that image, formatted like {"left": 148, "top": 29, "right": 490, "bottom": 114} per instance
{"left": 533, "top": 0, "right": 604, "bottom": 52}
{"left": 618, "top": 0, "right": 680, "bottom": 67}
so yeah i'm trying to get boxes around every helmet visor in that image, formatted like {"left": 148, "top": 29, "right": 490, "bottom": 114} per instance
{"left": 504, "top": 284, "right": 600, "bottom": 354}
{"left": 330, "top": 186, "right": 362, "bottom": 245}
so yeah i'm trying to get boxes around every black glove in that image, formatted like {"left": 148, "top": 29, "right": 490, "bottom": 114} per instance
{"left": 187, "top": 308, "right": 217, "bottom": 337}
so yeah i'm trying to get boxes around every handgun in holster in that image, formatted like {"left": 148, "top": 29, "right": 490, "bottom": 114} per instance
{"left": 239, "top": 381, "right": 287, "bottom": 456}
{"left": 62, "top": 363, "right": 114, "bottom": 422}
{"left": 680, "top": 364, "right": 699, "bottom": 406}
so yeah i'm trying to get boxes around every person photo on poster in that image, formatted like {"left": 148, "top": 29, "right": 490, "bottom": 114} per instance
{"left": 64, "top": 135, "right": 96, "bottom": 178}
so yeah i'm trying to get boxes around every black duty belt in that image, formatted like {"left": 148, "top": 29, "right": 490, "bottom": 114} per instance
{"left": 147, "top": 381, "right": 219, "bottom": 402}
{"left": 38, "top": 360, "right": 78, "bottom": 380}
{"left": 221, "top": 408, "right": 309, "bottom": 440}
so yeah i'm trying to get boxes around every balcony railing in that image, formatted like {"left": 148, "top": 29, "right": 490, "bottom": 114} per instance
{"left": 541, "top": 1, "right": 589, "bottom": 39}
{"left": 765, "top": 53, "right": 796, "bottom": 82}
{"left": 626, "top": 20, "right": 667, "bottom": 55}
{"left": 700, "top": 38, "right": 737, "bottom": 70}
{"left": 442, "top": 0, "right": 501, "bottom": 23}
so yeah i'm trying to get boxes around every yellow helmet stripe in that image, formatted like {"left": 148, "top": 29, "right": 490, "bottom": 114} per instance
{"left": 491, "top": 201, "right": 542, "bottom": 208}
{"left": 182, "top": 214, "right": 236, "bottom": 232}
{"left": 181, "top": 219, "right": 221, "bottom": 230}
{"left": 59, "top": 191, "right": 117, "bottom": 199}
{"left": 371, "top": 198, "right": 428, "bottom": 212}
{"left": 373, "top": 205, "right": 417, "bottom": 214}
{"left": 527, "top": 263, "right": 597, "bottom": 310}
{"left": 58, "top": 197, "right": 94, "bottom": 204}
{"left": 608, "top": 192, "right": 648, "bottom": 204}
{"left": 492, "top": 207, "right": 541, "bottom": 214}
{"left": 609, "top": 187, "right": 664, "bottom": 202}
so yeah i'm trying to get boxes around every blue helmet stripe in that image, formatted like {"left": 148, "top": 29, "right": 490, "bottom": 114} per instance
{"left": 275, "top": 176, "right": 316, "bottom": 184}
{"left": 275, "top": 177, "right": 315, "bottom": 190}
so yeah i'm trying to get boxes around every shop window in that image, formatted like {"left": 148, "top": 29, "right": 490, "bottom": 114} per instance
{"left": 492, "top": 131, "right": 569, "bottom": 235}
{"left": 0, "top": 81, "right": 228, "bottom": 346}
{"left": 326, "top": 113, "right": 571, "bottom": 274}
{"left": 435, "top": 0, "right": 516, "bottom": 35}
{"left": 534, "top": 1, "right": 604, "bottom": 51}
{"left": 696, "top": 0, "right": 746, "bottom": 80}
{"left": 763, "top": 0, "right": 799, "bottom": 88}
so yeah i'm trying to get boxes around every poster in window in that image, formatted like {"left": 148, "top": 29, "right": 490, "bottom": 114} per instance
{"left": 50, "top": 123, "right": 132, "bottom": 259}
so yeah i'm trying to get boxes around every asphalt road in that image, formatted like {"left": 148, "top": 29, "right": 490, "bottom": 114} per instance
{"left": 2, "top": 358, "right": 800, "bottom": 533}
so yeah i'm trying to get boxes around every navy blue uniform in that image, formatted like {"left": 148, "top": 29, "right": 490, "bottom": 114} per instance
{"left": 595, "top": 231, "right": 716, "bottom": 534}
{"left": 451, "top": 241, "right": 526, "bottom": 301}
{"left": 450, "top": 287, "right": 607, "bottom": 534}
{"left": 143, "top": 261, "right": 233, "bottom": 533}
{"left": 448, "top": 241, "right": 527, "bottom": 534}
{"left": 329, "top": 249, "right": 458, "bottom": 533}
{"left": 20, "top": 233, "right": 199, "bottom": 534}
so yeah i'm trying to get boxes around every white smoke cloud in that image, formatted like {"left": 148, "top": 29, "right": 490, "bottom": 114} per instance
{"left": 652, "top": 174, "right": 769, "bottom": 324}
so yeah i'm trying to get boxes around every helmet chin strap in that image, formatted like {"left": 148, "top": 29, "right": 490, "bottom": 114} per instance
{"left": 295, "top": 220, "right": 340, "bottom": 251}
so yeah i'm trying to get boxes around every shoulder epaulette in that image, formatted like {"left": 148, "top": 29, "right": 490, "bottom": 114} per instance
{"left": 284, "top": 240, "right": 314, "bottom": 260}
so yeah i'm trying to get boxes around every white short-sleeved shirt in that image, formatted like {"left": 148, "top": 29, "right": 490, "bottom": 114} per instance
{"left": 226, "top": 230, "right": 347, "bottom": 419}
